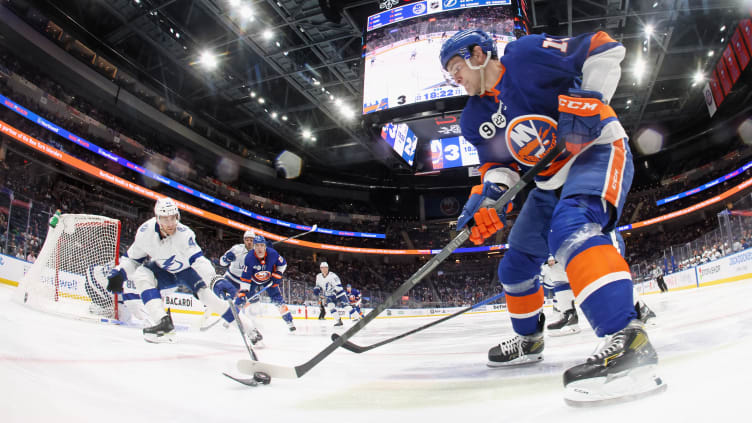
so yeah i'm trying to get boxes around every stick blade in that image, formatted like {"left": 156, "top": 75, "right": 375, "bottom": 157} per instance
{"left": 222, "top": 372, "right": 258, "bottom": 387}
{"left": 237, "top": 359, "right": 299, "bottom": 379}
{"left": 331, "top": 333, "right": 368, "bottom": 353}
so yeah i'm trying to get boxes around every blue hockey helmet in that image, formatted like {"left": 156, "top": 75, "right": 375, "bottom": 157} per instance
{"left": 439, "top": 29, "right": 497, "bottom": 70}
{"left": 253, "top": 235, "right": 266, "bottom": 245}
{"left": 346, "top": 284, "right": 352, "bottom": 289}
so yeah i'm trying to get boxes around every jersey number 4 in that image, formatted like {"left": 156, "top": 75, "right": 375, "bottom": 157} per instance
{"left": 542, "top": 38, "right": 568, "bottom": 53}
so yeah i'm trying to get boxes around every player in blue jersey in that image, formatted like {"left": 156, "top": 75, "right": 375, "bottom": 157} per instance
{"left": 237, "top": 235, "right": 296, "bottom": 332}
{"left": 440, "top": 29, "right": 664, "bottom": 405}
{"left": 346, "top": 284, "right": 364, "bottom": 318}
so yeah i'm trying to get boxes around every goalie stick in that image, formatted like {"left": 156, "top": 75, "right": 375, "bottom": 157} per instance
{"left": 237, "top": 142, "right": 564, "bottom": 379}
{"left": 332, "top": 292, "right": 505, "bottom": 353}
{"left": 272, "top": 224, "right": 318, "bottom": 246}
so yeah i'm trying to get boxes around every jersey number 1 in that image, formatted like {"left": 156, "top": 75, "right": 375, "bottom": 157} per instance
{"left": 542, "top": 38, "right": 568, "bottom": 53}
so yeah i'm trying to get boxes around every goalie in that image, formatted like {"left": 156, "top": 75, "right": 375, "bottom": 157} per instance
{"left": 105, "top": 197, "right": 259, "bottom": 343}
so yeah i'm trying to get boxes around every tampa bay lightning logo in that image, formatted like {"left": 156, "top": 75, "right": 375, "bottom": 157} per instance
{"left": 412, "top": 3, "right": 426, "bottom": 14}
{"left": 505, "top": 114, "right": 558, "bottom": 166}
{"left": 161, "top": 255, "right": 185, "bottom": 272}
{"left": 443, "top": 0, "right": 458, "bottom": 7}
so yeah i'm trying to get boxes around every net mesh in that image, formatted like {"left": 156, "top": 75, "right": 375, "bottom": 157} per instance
{"left": 18, "top": 214, "right": 121, "bottom": 320}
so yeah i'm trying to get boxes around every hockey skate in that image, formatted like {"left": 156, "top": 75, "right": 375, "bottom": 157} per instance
{"left": 637, "top": 301, "right": 657, "bottom": 326}
{"left": 248, "top": 328, "right": 263, "bottom": 346}
{"left": 143, "top": 310, "right": 176, "bottom": 343}
{"left": 287, "top": 321, "right": 297, "bottom": 332}
{"left": 563, "top": 320, "right": 666, "bottom": 407}
{"left": 547, "top": 302, "right": 580, "bottom": 337}
{"left": 488, "top": 314, "right": 545, "bottom": 367}
{"left": 333, "top": 318, "right": 344, "bottom": 327}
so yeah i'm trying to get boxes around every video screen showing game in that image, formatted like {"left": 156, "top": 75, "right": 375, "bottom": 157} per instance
{"left": 363, "top": 0, "right": 517, "bottom": 115}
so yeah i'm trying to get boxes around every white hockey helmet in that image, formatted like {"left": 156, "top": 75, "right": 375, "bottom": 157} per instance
{"left": 243, "top": 230, "right": 255, "bottom": 239}
{"left": 320, "top": 262, "right": 329, "bottom": 268}
{"left": 154, "top": 197, "right": 180, "bottom": 218}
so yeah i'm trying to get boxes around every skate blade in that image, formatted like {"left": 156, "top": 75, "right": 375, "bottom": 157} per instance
{"left": 487, "top": 353, "right": 543, "bottom": 368}
{"left": 144, "top": 332, "right": 177, "bottom": 344}
{"left": 564, "top": 365, "right": 667, "bottom": 407}
{"left": 548, "top": 326, "right": 581, "bottom": 337}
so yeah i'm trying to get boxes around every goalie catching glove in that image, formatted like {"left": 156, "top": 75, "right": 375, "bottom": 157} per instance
{"left": 457, "top": 181, "right": 512, "bottom": 245}
{"left": 106, "top": 268, "right": 126, "bottom": 293}
{"left": 557, "top": 89, "right": 617, "bottom": 155}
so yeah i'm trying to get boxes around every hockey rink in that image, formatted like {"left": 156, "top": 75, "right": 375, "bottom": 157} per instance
{"left": 1, "top": 280, "right": 751, "bottom": 422}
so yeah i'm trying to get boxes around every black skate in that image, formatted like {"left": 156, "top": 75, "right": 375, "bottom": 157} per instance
{"left": 334, "top": 318, "right": 343, "bottom": 327}
{"left": 547, "top": 303, "right": 580, "bottom": 337}
{"left": 563, "top": 320, "right": 666, "bottom": 406}
{"left": 143, "top": 309, "right": 176, "bottom": 343}
{"left": 637, "top": 301, "right": 657, "bottom": 326}
{"left": 249, "top": 328, "right": 263, "bottom": 345}
{"left": 287, "top": 321, "right": 297, "bottom": 332}
{"left": 488, "top": 314, "right": 545, "bottom": 367}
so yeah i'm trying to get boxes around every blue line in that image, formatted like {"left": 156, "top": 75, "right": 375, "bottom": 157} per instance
{"left": 0, "top": 93, "right": 385, "bottom": 239}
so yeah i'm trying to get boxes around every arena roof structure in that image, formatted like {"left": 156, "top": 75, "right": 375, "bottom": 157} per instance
{"left": 3, "top": 0, "right": 751, "bottom": 186}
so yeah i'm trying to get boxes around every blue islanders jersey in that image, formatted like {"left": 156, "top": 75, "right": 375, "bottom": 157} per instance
{"left": 347, "top": 288, "right": 361, "bottom": 305}
{"left": 460, "top": 32, "right": 629, "bottom": 198}
{"left": 240, "top": 247, "right": 286, "bottom": 285}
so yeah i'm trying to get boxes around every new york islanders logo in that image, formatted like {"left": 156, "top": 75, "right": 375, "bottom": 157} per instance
{"left": 505, "top": 115, "right": 558, "bottom": 166}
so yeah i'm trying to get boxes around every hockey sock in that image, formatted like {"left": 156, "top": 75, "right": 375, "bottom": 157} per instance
{"left": 144, "top": 298, "right": 167, "bottom": 324}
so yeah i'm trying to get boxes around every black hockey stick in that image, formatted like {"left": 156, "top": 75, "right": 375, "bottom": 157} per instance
{"left": 332, "top": 292, "right": 505, "bottom": 353}
{"left": 272, "top": 224, "right": 318, "bottom": 246}
{"left": 226, "top": 299, "right": 258, "bottom": 361}
{"left": 237, "top": 142, "right": 564, "bottom": 379}
{"left": 199, "top": 284, "right": 272, "bottom": 332}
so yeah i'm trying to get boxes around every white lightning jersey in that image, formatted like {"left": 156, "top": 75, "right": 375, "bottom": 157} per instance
{"left": 220, "top": 243, "right": 250, "bottom": 283}
{"left": 315, "top": 272, "right": 344, "bottom": 296}
{"left": 540, "top": 261, "right": 568, "bottom": 288}
{"left": 122, "top": 217, "right": 208, "bottom": 277}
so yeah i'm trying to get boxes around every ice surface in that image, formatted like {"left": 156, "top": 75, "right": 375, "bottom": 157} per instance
{"left": 1, "top": 280, "right": 751, "bottom": 422}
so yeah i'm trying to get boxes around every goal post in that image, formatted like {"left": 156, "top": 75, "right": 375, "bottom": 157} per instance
{"left": 17, "top": 214, "right": 122, "bottom": 321}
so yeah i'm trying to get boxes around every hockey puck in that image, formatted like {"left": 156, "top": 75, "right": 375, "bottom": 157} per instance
{"left": 253, "top": 371, "right": 271, "bottom": 385}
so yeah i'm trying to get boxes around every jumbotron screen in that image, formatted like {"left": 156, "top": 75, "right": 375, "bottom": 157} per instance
{"left": 430, "top": 135, "right": 479, "bottom": 170}
{"left": 381, "top": 122, "right": 418, "bottom": 165}
{"left": 362, "top": 0, "right": 517, "bottom": 115}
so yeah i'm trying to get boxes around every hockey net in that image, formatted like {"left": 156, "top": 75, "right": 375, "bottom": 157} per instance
{"left": 18, "top": 214, "right": 122, "bottom": 321}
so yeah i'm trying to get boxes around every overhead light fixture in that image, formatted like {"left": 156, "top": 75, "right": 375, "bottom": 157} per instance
{"left": 263, "top": 29, "right": 273, "bottom": 40}
{"left": 721, "top": 37, "right": 725, "bottom": 43}
{"left": 240, "top": 6, "right": 254, "bottom": 21}
{"left": 229, "top": 0, "right": 240, "bottom": 6}
{"left": 645, "top": 25, "right": 654, "bottom": 37}
{"left": 693, "top": 71, "right": 704, "bottom": 84}
{"left": 199, "top": 51, "right": 218, "bottom": 70}
{"left": 708, "top": 50, "right": 714, "bottom": 57}
{"left": 626, "top": 99, "right": 632, "bottom": 104}
{"left": 634, "top": 59, "right": 646, "bottom": 81}
{"left": 652, "top": 1, "right": 658, "bottom": 7}
{"left": 282, "top": 115, "right": 288, "bottom": 121}
{"left": 250, "top": 91, "right": 256, "bottom": 98}
{"left": 302, "top": 129, "right": 312, "bottom": 139}
{"left": 258, "top": 97, "right": 265, "bottom": 104}
{"left": 720, "top": 25, "right": 726, "bottom": 32}
{"left": 275, "top": 41, "right": 281, "bottom": 47}
{"left": 271, "top": 112, "right": 278, "bottom": 119}
{"left": 283, "top": 51, "right": 289, "bottom": 56}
